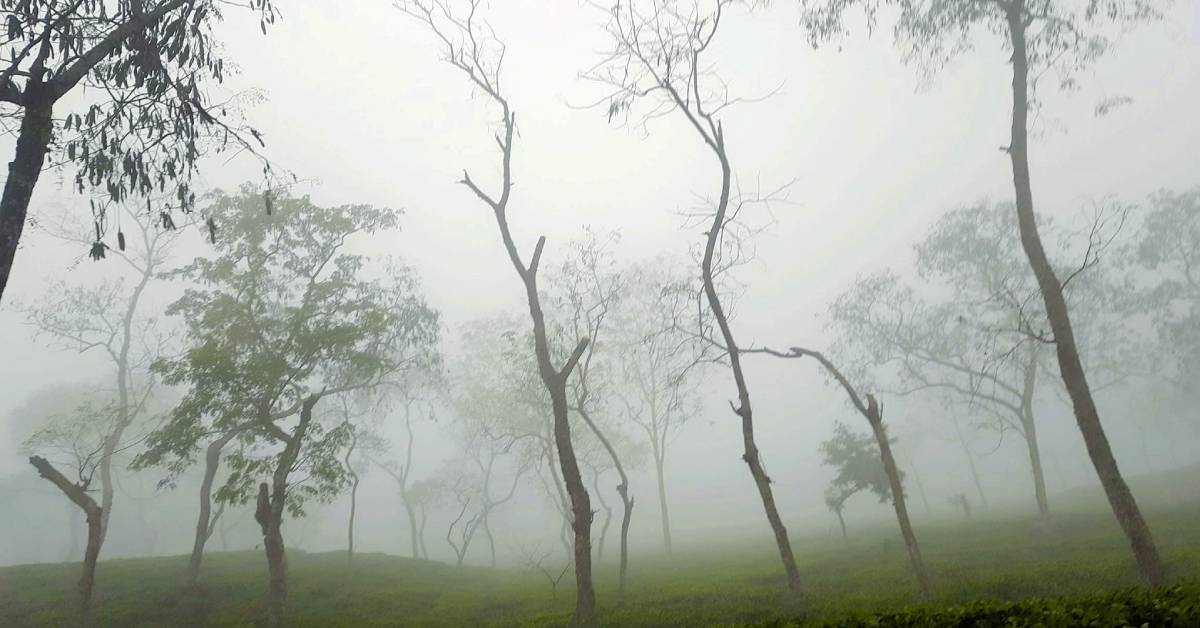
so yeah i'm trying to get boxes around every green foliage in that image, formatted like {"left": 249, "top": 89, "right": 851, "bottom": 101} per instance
{"left": 796, "top": 584, "right": 1200, "bottom": 627}
{"left": 135, "top": 186, "right": 440, "bottom": 511}
{"left": 2, "top": 497, "right": 1199, "bottom": 627}
{"left": 820, "top": 422, "right": 893, "bottom": 511}
{"left": 1, "top": 0, "right": 280, "bottom": 239}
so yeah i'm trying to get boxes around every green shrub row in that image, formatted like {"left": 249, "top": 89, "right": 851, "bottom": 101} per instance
{"left": 753, "top": 583, "right": 1200, "bottom": 627}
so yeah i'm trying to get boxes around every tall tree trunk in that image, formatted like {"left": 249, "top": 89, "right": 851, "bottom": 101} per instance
{"left": 0, "top": 98, "right": 53, "bottom": 304}
{"left": 345, "top": 429, "right": 359, "bottom": 564}
{"left": 484, "top": 515, "right": 497, "bottom": 568}
{"left": 866, "top": 402, "right": 931, "bottom": 596}
{"left": 29, "top": 456, "right": 103, "bottom": 628}
{"left": 591, "top": 471, "right": 612, "bottom": 562}
{"left": 1005, "top": 4, "right": 1164, "bottom": 585}
{"left": 703, "top": 141, "right": 802, "bottom": 594}
{"left": 256, "top": 483, "right": 287, "bottom": 628}
{"left": 255, "top": 395, "right": 320, "bottom": 627}
{"left": 835, "top": 506, "right": 847, "bottom": 543}
{"left": 189, "top": 432, "right": 237, "bottom": 584}
{"left": 1020, "top": 345, "right": 1050, "bottom": 519}
{"left": 653, "top": 445, "right": 673, "bottom": 556}
{"left": 418, "top": 504, "right": 429, "bottom": 560}
{"left": 953, "top": 416, "right": 989, "bottom": 511}
{"left": 403, "top": 501, "right": 420, "bottom": 559}
{"left": 576, "top": 406, "right": 633, "bottom": 595}
{"left": 1023, "top": 414, "right": 1051, "bottom": 519}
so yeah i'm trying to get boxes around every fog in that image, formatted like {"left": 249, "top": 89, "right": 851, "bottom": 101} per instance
{"left": 1, "top": 0, "right": 1198, "bottom": 625}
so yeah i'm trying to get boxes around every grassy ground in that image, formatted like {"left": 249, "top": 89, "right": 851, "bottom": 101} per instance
{"left": 2, "top": 475, "right": 1199, "bottom": 626}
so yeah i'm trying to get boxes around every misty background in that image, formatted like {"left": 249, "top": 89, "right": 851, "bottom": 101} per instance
{"left": 1, "top": 0, "right": 1198, "bottom": 569}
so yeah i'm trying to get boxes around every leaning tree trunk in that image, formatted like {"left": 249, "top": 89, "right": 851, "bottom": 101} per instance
{"left": 0, "top": 98, "right": 53, "bottom": 304}
{"left": 189, "top": 432, "right": 238, "bottom": 584}
{"left": 577, "top": 406, "right": 634, "bottom": 595}
{"left": 835, "top": 506, "right": 848, "bottom": 543}
{"left": 30, "top": 456, "right": 103, "bottom": 628}
{"left": 866, "top": 400, "right": 932, "bottom": 597}
{"left": 1005, "top": 4, "right": 1164, "bottom": 585}
{"left": 703, "top": 140, "right": 802, "bottom": 594}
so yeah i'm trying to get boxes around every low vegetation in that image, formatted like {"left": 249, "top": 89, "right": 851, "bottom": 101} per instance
{"left": 2, "top": 493, "right": 1197, "bottom": 627}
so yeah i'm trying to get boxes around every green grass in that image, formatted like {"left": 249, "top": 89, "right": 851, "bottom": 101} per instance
{"left": 3, "top": 486, "right": 1199, "bottom": 626}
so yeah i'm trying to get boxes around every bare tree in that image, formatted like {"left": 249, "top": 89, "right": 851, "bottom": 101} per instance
{"left": 519, "top": 541, "right": 573, "bottom": 601}
{"left": 751, "top": 346, "right": 930, "bottom": 596}
{"left": 799, "top": 0, "right": 1167, "bottom": 584}
{"left": 400, "top": 2, "right": 596, "bottom": 620}
{"left": 586, "top": 0, "right": 802, "bottom": 593}
{"left": 614, "top": 258, "right": 708, "bottom": 556}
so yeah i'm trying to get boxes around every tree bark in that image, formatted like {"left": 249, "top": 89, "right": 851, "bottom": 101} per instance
{"left": 345, "top": 429, "right": 359, "bottom": 564}
{"left": 30, "top": 456, "right": 103, "bottom": 628}
{"left": 0, "top": 98, "right": 53, "bottom": 304}
{"left": 591, "top": 471, "right": 612, "bottom": 562}
{"left": 404, "top": 501, "right": 420, "bottom": 559}
{"left": 576, "top": 406, "right": 633, "bottom": 595}
{"left": 255, "top": 394, "right": 320, "bottom": 627}
{"left": 1005, "top": 4, "right": 1164, "bottom": 585}
{"left": 703, "top": 136, "right": 802, "bottom": 594}
{"left": 1019, "top": 344, "right": 1051, "bottom": 519}
{"left": 189, "top": 431, "right": 238, "bottom": 584}
{"left": 866, "top": 401, "right": 932, "bottom": 596}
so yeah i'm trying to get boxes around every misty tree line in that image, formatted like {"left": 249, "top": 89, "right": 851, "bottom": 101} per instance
{"left": 1, "top": 0, "right": 1197, "bottom": 626}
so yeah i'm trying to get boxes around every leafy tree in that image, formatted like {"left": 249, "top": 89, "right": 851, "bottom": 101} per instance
{"left": 135, "top": 187, "right": 438, "bottom": 626}
{"left": 820, "top": 421, "right": 892, "bottom": 541}
{"left": 0, "top": 0, "right": 279, "bottom": 303}
{"left": 798, "top": 0, "right": 1168, "bottom": 583}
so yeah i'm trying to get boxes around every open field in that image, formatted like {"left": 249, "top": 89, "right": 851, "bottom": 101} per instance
{"left": 3, "top": 469, "right": 1199, "bottom": 627}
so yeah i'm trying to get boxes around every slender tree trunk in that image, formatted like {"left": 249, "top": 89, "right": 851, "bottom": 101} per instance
{"left": 953, "top": 417, "right": 989, "bottom": 510}
{"left": 653, "top": 446, "right": 673, "bottom": 556}
{"left": 403, "top": 501, "right": 420, "bottom": 559}
{"left": 835, "top": 507, "right": 847, "bottom": 543}
{"left": 29, "top": 456, "right": 103, "bottom": 628}
{"left": 576, "top": 407, "right": 633, "bottom": 595}
{"left": 189, "top": 432, "right": 237, "bottom": 584}
{"left": 1005, "top": 5, "right": 1164, "bottom": 585}
{"left": 1024, "top": 415, "right": 1051, "bottom": 519}
{"left": 592, "top": 471, "right": 612, "bottom": 562}
{"left": 702, "top": 142, "right": 802, "bottom": 594}
{"left": 867, "top": 404, "right": 931, "bottom": 596}
{"left": 484, "top": 514, "right": 497, "bottom": 568}
{"left": 418, "top": 504, "right": 429, "bottom": 560}
{"left": 1020, "top": 345, "right": 1050, "bottom": 519}
{"left": 345, "top": 429, "right": 359, "bottom": 564}
{"left": 0, "top": 98, "right": 53, "bottom": 304}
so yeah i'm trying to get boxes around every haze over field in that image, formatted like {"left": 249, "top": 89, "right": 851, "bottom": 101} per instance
{"left": 0, "top": 1, "right": 1198, "bottom": 626}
